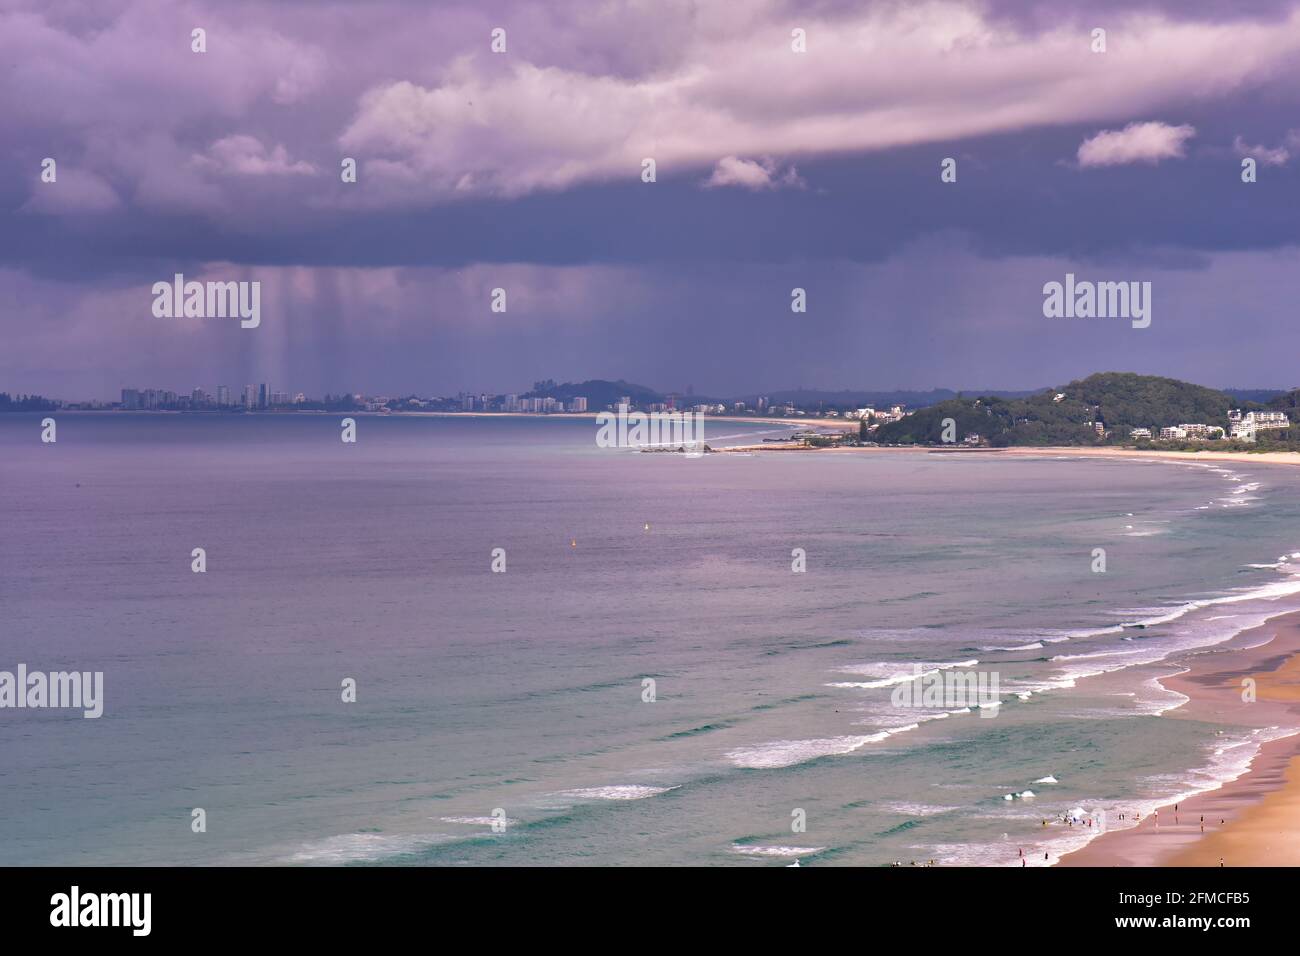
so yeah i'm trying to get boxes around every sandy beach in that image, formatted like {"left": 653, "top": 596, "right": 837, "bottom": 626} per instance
{"left": 1000, "top": 446, "right": 1300, "bottom": 468}
{"left": 722, "top": 441, "right": 1300, "bottom": 467}
{"left": 1059, "top": 611, "right": 1300, "bottom": 866}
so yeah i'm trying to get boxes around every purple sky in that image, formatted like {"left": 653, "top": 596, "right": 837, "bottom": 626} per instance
{"left": 4, "top": 0, "right": 1300, "bottom": 400}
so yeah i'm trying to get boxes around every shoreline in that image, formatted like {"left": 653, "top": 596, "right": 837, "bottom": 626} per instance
{"left": 721, "top": 441, "right": 1300, "bottom": 467}
{"left": 999, "top": 446, "right": 1300, "bottom": 468}
{"left": 1058, "top": 611, "right": 1300, "bottom": 866}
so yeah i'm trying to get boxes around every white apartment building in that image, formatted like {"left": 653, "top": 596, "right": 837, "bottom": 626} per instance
{"left": 1161, "top": 423, "right": 1224, "bottom": 441}
{"left": 1227, "top": 409, "right": 1290, "bottom": 442}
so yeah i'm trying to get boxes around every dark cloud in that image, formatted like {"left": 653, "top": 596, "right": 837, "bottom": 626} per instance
{"left": 4, "top": 0, "right": 1300, "bottom": 397}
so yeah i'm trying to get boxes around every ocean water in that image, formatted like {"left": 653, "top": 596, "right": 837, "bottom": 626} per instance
{"left": 5, "top": 413, "right": 1300, "bottom": 866}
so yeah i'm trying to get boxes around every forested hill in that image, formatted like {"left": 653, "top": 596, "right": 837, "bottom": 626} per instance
{"left": 873, "top": 373, "right": 1251, "bottom": 446}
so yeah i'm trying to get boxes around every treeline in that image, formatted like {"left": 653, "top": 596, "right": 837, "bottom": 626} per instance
{"left": 525, "top": 378, "right": 670, "bottom": 407}
{"left": 0, "top": 392, "right": 57, "bottom": 412}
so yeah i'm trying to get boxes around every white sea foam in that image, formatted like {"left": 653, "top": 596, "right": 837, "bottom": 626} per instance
{"left": 549, "top": 785, "right": 678, "bottom": 801}
{"left": 1051, "top": 649, "right": 1147, "bottom": 662}
{"left": 981, "top": 640, "right": 1044, "bottom": 652}
{"left": 438, "top": 815, "right": 519, "bottom": 826}
{"left": 879, "top": 802, "right": 960, "bottom": 817}
{"left": 724, "top": 733, "right": 890, "bottom": 769}
{"left": 731, "top": 844, "right": 825, "bottom": 857}
{"left": 286, "top": 832, "right": 453, "bottom": 864}
{"left": 827, "top": 659, "right": 977, "bottom": 689}
{"left": 1133, "top": 672, "right": 1191, "bottom": 716}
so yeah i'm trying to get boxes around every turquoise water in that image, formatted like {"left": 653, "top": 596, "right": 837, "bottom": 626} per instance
{"left": 4, "top": 413, "right": 1300, "bottom": 865}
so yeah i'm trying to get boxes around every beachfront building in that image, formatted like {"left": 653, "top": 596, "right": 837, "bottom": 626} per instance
{"left": 860, "top": 405, "right": 906, "bottom": 424}
{"left": 1130, "top": 427, "right": 1152, "bottom": 439}
{"left": 1160, "top": 423, "right": 1224, "bottom": 441}
{"left": 1228, "top": 410, "right": 1290, "bottom": 442}
{"left": 1230, "top": 409, "right": 1289, "bottom": 430}
{"left": 1248, "top": 410, "right": 1288, "bottom": 431}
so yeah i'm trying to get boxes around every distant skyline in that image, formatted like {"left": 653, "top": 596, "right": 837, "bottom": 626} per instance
{"left": 14, "top": 371, "right": 1299, "bottom": 408}
{"left": 5, "top": 1, "right": 1300, "bottom": 398}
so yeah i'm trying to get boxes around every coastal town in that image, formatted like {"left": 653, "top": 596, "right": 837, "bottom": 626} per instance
{"left": 5, "top": 372, "right": 1300, "bottom": 452}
